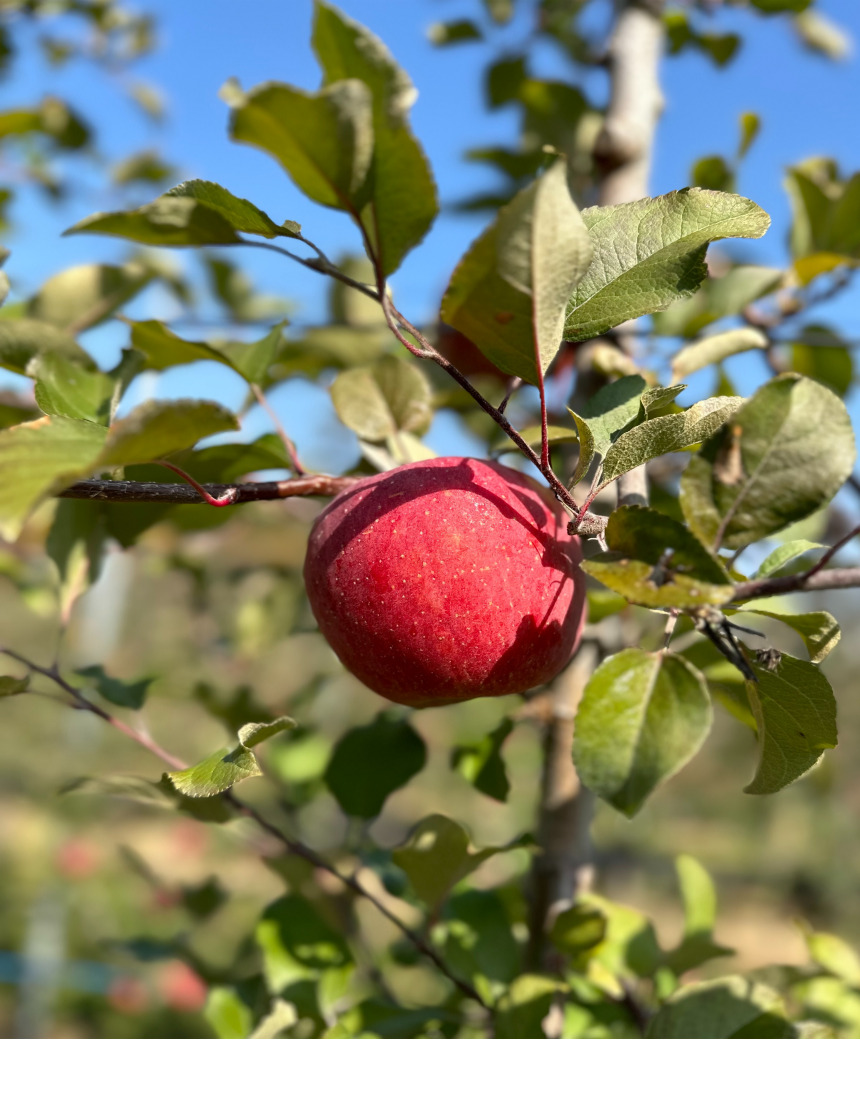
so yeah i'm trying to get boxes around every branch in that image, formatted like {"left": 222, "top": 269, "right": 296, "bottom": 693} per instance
{"left": 733, "top": 566, "right": 860, "bottom": 602}
{"left": 58, "top": 473, "right": 359, "bottom": 505}
{"left": 1, "top": 645, "right": 489, "bottom": 1012}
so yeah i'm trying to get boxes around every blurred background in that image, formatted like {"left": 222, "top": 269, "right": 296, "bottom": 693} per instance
{"left": 2, "top": 0, "right": 860, "bottom": 1038}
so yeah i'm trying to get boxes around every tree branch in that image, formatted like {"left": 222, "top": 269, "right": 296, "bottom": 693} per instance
{"left": 733, "top": 566, "right": 860, "bottom": 602}
{"left": 58, "top": 473, "right": 359, "bottom": 505}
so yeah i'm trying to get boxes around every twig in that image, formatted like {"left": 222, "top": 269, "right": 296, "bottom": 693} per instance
{"left": 249, "top": 383, "right": 306, "bottom": 476}
{"left": 156, "top": 461, "right": 239, "bottom": 507}
{"left": 0, "top": 645, "right": 489, "bottom": 1012}
{"left": 236, "top": 238, "right": 380, "bottom": 303}
{"left": 58, "top": 473, "right": 359, "bottom": 505}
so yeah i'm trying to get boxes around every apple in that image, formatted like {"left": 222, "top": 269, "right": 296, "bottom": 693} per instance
{"left": 303, "top": 456, "right": 586, "bottom": 707}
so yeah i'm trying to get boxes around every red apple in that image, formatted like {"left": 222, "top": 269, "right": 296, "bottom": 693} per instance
{"left": 303, "top": 456, "right": 586, "bottom": 707}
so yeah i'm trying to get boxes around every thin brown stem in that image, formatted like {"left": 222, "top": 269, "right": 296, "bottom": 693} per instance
{"left": 249, "top": 383, "right": 306, "bottom": 475}
{"left": 236, "top": 238, "right": 380, "bottom": 303}
{"left": 58, "top": 473, "right": 359, "bottom": 505}
{"left": 156, "top": 461, "right": 239, "bottom": 507}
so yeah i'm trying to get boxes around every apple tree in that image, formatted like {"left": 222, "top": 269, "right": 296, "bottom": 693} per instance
{"left": 2, "top": 0, "right": 860, "bottom": 1038}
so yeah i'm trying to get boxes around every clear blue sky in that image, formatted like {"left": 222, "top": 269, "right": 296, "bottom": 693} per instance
{"left": 4, "top": 0, "right": 860, "bottom": 470}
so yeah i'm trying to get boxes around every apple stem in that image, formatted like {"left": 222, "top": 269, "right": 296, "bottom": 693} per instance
{"left": 156, "top": 461, "right": 239, "bottom": 507}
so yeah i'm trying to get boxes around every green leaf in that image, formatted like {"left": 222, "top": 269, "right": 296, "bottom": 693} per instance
{"left": 483, "top": 0, "right": 514, "bottom": 24}
{"left": 205, "top": 987, "right": 254, "bottom": 1040}
{"left": 313, "top": 0, "right": 438, "bottom": 275}
{"left": 692, "top": 155, "right": 733, "bottom": 194}
{"left": 442, "top": 159, "right": 592, "bottom": 384}
{"left": 564, "top": 189, "right": 770, "bottom": 342}
{"left": 166, "top": 179, "right": 292, "bottom": 239}
{"left": 450, "top": 718, "right": 513, "bottom": 802}
{"left": 653, "top": 264, "right": 783, "bottom": 339}
{"left": 647, "top": 977, "right": 793, "bottom": 1039}
{"left": 27, "top": 262, "right": 152, "bottom": 332}
{"left": 568, "top": 410, "right": 595, "bottom": 486}
{"left": 0, "top": 674, "right": 29, "bottom": 696}
{"left": 129, "top": 319, "right": 234, "bottom": 371}
{"left": 226, "top": 323, "right": 287, "bottom": 385}
{"left": 29, "top": 352, "right": 115, "bottom": 424}
{"left": 166, "top": 745, "right": 262, "bottom": 798}
{"left": 573, "top": 649, "right": 712, "bottom": 816}
{"left": 805, "top": 931, "right": 860, "bottom": 984}
{"left": 229, "top": 79, "right": 373, "bottom": 211}
{"left": 76, "top": 664, "right": 154, "bottom": 709}
{"left": 440, "top": 890, "right": 521, "bottom": 986}
{"left": 0, "top": 405, "right": 38, "bottom": 429}
{"left": 754, "top": 539, "right": 826, "bottom": 578}
{"left": 256, "top": 894, "right": 352, "bottom": 991}
{"left": 427, "top": 20, "right": 483, "bottom": 46}
{"left": 640, "top": 383, "right": 687, "bottom": 416}
{"left": 96, "top": 399, "right": 239, "bottom": 468}
{"left": 742, "top": 609, "right": 840, "bottom": 663}
{"left": 578, "top": 375, "right": 648, "bottom": 455}
{"left": 549, "top": 904, "right": 608, "bottom": 961}
{"left": 324, "top": 712, "right": 426, "bottom": 819}
{"left": 600, "top": 396, "right": 743, "bottom": 486}
{"left": 392, "top": 814, "right": 528, "bottom": 908}
{"left": 664, "top": 855, "right": 733, "bottom": 975}
{"left": 583, "top": 893, "right": 663, "bottom": 979}
{"left": 744, "top": 649, "right": 838, "bottom": 794}
{"left": 330, "top": 357, "right": 433, "bottom": 441}
{"left": 495, "top": 975, "right": 563, "bottom": 1039}
{"left": 670, "top": 327, "right": 768, "bottom": 382}
{"left": 64, "top": 195, "right": 246, "bottom": 247}
{"left": 583, "top": 506, "right": 734, "bottom": 609}
{"left": 738, "top": 112, "right": 761, "bottom": 160}
{"left": 679, "top": 375, "right": 855, "bottom": 550}
{"left": 0, "top": 415, "right": 107, "bottom": 540}
{"left": 0, "top": 318, "right": 96, "bottom": 375}
{"left": 238, "top": 716, "right": 297, "bottom": 749}
{"left": 791, "top": 325, "right": 853, "bottom": 396}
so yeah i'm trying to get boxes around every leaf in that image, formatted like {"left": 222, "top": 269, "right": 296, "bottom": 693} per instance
{"left": 166, "top": 179, "right": 293, "bottom": 239}
{"left": 440, "top": 889, "right": 521, "bottom": 985}
{"left": 791, "top": 325, "right": 853, "bottom": 396}
{"left": 573, "top": 649, "right": 712, "bottom": 816}
{"left": 664, "top": 855, "right": 733, "bottom": 975}
{"left": 205, "top": 987, "right": 254, "bottom": 1040}
{"left": 578, "top": 375, "right": 648, "bottom": 455}
{"left": 600, "top": 396, "right": 743, "bottom": 486}
{"left": 647, "top": 977, "right": 793, "bottom": 1039}
{"left": 564, "top": 189, "right": 770, "bottom": 342}
{"left": 96, "top": 399, "right": 239, "bottom": 468}
{"left": 754, "top": 539, "right": 826, "bottom": 577}
{"left": 549, "top": 904, "right": 608, "bottom": 960}
{"left": 256, "top": 894, "right": 352, "bottom": 992}
{"left": 742, "top": 609, "right": 840, "bottom": 663}
{"left": 744, "top": 649, "right": 838, "bottom": 794}
{"left": 29, "top": 352, "right": 115, "bottom": 424}
{"left": 427, "top": 20, "right": 483, "bottom": 46}
{"left": 129, "top": 320, "right": 234, "bottom": 371}
{"left": 27, "top": 261, "right": 152, "bottom": 333}
{"left": 0, "top": 674, "right": 29, "bottom": 696}
{"left": 227, "top": 323, "right": 287, "bottom": 385}
{"left": 640, "top": 383, "right": 687, "bottom": 415}
{"left": 568, "top": 410, "right": 594, "bottom": 486}
{"left": 450, "top": 717, "right": 513, "bottom": 802}
{"left": 392, "top": 814, "right": 528, "bottom": 908}
{"left": 330, "top": 358, "right": 433, "bottom": 441}
{"left": 805, "top": 931, "right": 860, "bottom": 984}
{"left": 653, "top": 264, "right": 783, "bottom": 339}
{"left": 313, "top": 0, "right": 438, "bottom": 275}
{"left": 0, "top": 318, "right": 96, "bottom": 375}
{"left": 582, "top": 506, "right": 734, "bottom": 609}
{"left": 495, "top": 975, "right": 563, "bottom": 1039}
{"left": 64, "top": 196, "right": 246, "bottom": 247}
{"left": 324, "top": 712, "right": 426, "bottom": 819}
{"left": 670, "top": 327, "right": 768, "bottom": 382}
{"left": 238, "top": 716, "right": 297, "bottom": 749}
{"left": 229, "top": 79, "right": 374, "bottom": 211}
{"left": 76, "top": 664, "right": 154, "bottom": 709}
{"left": 793, "top": 10, "right": 851, "bottom": 60}
{"left": 0, "top": 415, "right": 107, "bottom": 540}
{"left": 166, "top": 745, "right": 262, "bottom": 798}
{"left": 441, "top": 159, "right": 592, "bottom": 384}
{"left": 679, "top": 375, "right": 855, "bottom": 550}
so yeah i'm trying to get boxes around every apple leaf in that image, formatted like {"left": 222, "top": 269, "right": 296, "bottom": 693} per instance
{"left": 64, "top": 196, "right": 244, "bottom": 247}
{"left": 441, "top": 158, "right": 592, "bottom": 385}
{"left": 27, "top": 261, "right": 152, "bottom": 332}
{"left": 670, "top": 326, "right": 768, "bottom": 382}
{"left": 96, "top": 400, "right": 239, "bottom": 468}
{"left": 165, "top": 179, "right": 294, "bottom": 239}
{"left": 330, "top": 358, "right": 433, "bottom": 441}
{"left": 647, "top": 977, "right": 793, "bottom": 1039}
{"left": 75, "top": 664, "right": 154, "bottom": 709}
{"left": 740, "top": 609, "right": 840, "bottom": 663}
{"left": 450, "top": 717, "right": 513, "bottom": 803}
{"left": 0, "top": 674, "right": 30, "bottom": 696}
{"left": 324, "top": 712, "right": 426, "bottom": 819}
{"left": 238, "top": 716, "right": 298, "bottom": 749}
{"left": 226, "top": 323, "right": 287, "bottom": 386}
{"left": 573, "top": 649, "right": 712, "bottom": 817}
{"left": 129, "top": 319, "right": 234, "bottom": 371}
{"left": 229, "top": 79, "right": 374, "bottom": 211}
{"left": 754, "top": 539, "right": 826, "bottom": 578}
{"left": 29, "top": 352, "right": 116, "bottom": 425}
{"left": 564, "top": 189, "right": 770, "bottom": 341}
{"left": 663, "top": 856, "right": 733, "bottom": 976}
{"left": 256, "top": 895, "right": 352, "bottom": 992}
{"left": 599, "top": 396, "right": 743, "bottom": 486}
{"left": 166, "top": 745, "right": 262, "bottom": 798}
{"left": 679, "top": 375, "right": 855, "bottom": 550}
{"left": 743, "top": 649, "right": 838, "bottom": 794}
{"left": 791, "top": 324, "right": 853, "bottom": 397}
{"left": 0, "top": 318, "right": 96, "bottom": 375}
{"left": 392, "top": 814, "right": 530, "bottom": 908}
{"left": 313, "top": 0, "right": 438, "bottom": 275}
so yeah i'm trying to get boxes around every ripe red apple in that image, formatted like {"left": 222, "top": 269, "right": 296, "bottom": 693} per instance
{"left": 303, "top": 456, "right": 586, "bottom": 707}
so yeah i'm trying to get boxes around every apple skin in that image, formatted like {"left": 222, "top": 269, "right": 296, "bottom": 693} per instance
{"left": 303, "top": 456, "right": 587, "bottom": 707}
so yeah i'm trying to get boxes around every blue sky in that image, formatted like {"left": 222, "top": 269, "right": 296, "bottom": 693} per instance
{"left": 3, "top": 0, "right": 860, "bottom": 471}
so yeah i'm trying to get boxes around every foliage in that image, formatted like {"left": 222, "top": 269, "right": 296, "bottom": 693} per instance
{"left": 1, "top": 0, "right": 859, "bottom": 1040}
